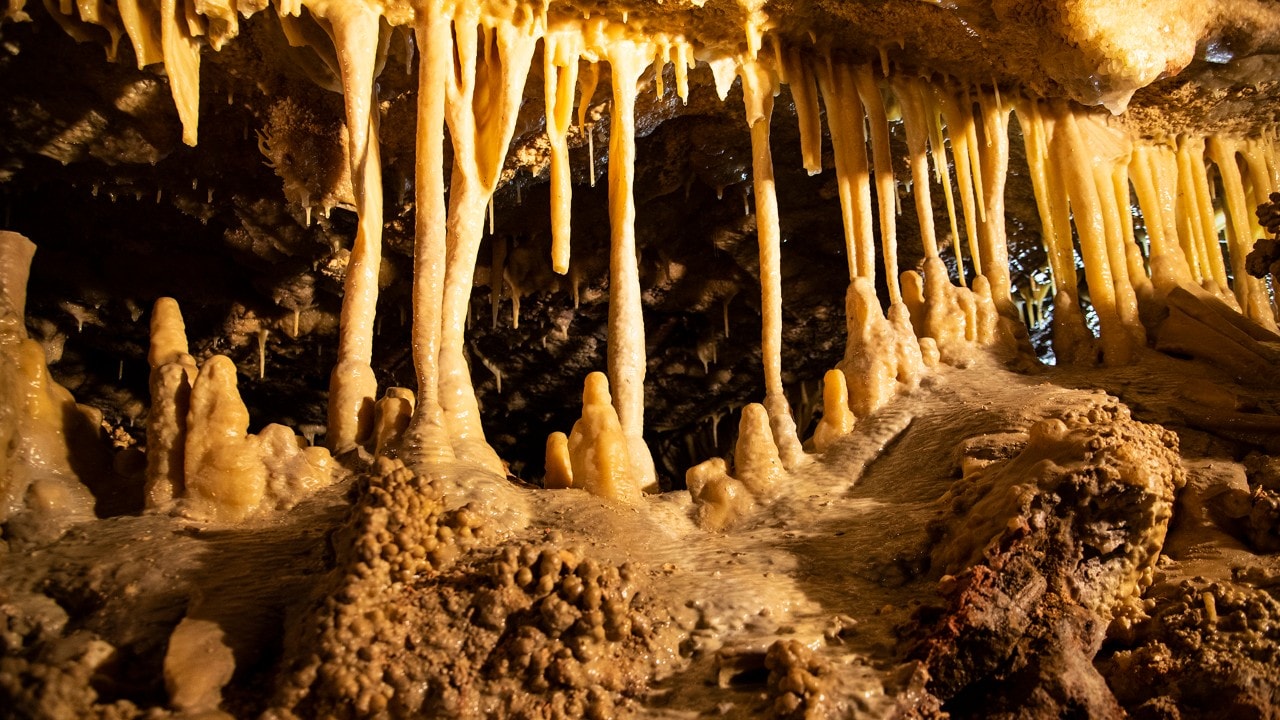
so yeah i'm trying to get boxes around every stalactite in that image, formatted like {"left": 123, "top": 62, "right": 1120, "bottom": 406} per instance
{"left": 814, "top": 56, "right": 874, "bottom": 281}
{"left": 544, "top": 26, "right": 582, "bottom": 275}
{"left": 854, "top": 64, "right": 899, "bottom": 303}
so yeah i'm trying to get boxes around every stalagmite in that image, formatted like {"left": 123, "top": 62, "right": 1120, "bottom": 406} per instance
{"left": 838, "top": 278, "right": 924, "bottom": 419}
{"left": 732, "top": 402, "right": 784, "bottom": 495}
{"left": 901, "top": 269, "right": 928, "bottom": 339}
{"left": 317, "top": 0, "right": 385, "bottom": 454}
{"left": 686, "top": 457, "right": 753, "bottom": 532}
{"left": 145, "top": 363, "right": 193, "bottom": 506}
{"left": 140, "top": 300, "right": 334, "bottom": 520}
{"left": 971, "top": 275, "right": 1001, "bottom": 347}
{"left": 257, "top": 424, "right": 335, "bottom": 511}
{"left": 163, "top": 617, "right": 236, "bottom": 717}
{"left": 144, "top": 298, "right": 198, "bottom": 507}
{"left": 566, "top": 372, "right": 641, "bottom": 502}
{"left": 371, "top": 387, "right": 414, "bottom": 458}
{"left": 184, "top": 355, "right": 267, "bottom": 522}
{"left": 920, "top": 257, "right": 976, "bottom": 362}
{"left": 1, "top": 231, "right": 102, "bottom": 527}
{"left": 543, "top": 431, "right": 573, "bottom": 489}
{"left": 686, "top": 403, "right": 789, "bottom": 530}
{"left": 811, "top": 368, "right": 854, "bottom": 452}
{"left": 604, "top": 33, "right": 659, "bottom": 492}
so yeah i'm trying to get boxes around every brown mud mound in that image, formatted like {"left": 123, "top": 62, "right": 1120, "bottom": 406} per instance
{"left": 906, "top": 399, "right": 1184, "bottom": 718}
{"left": 1099, "top": 578, "right": 1280, "bottom": 719}
{"left": 267, "top": 458, "right": 684, "bottom": 720}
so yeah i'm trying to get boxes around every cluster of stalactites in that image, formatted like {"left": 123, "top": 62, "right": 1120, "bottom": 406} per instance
{"left": 37, "top": 0, "right": 1049, "bottom": 497}
{"left": 669, "top": 60, "right": 1280, "bottom": 523}
{"left": 536, "top": 28, "right": 1034, "bottom": 504}
{"left": 39, "top": 0, "right": 247, "bottom": 146}
{"left": 1017, "top": 102, "right": 1280, "bottom": 366}
{"left": 38, "top": 0, "right": 1280, "bottom": 505}
{"left": 666, "top": 55, "right": 1027, "bottom": 519}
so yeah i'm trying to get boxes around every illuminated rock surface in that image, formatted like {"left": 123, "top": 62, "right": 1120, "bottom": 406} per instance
{"left": 3, "top": 0, "right": 1280, "bottom": 717}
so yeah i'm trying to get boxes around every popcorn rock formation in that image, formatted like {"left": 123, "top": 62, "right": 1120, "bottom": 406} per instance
{"left": 3, "top": 0, "right": 1280, "bottom": 717}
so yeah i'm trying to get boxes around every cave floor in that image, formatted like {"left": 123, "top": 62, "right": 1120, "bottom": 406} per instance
{"left": 3, "top": 348, "right": 1279, "bottom": 717}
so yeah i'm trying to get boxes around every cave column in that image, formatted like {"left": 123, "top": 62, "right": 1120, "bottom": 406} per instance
{"left": 741, "top": 57, "right": 805, "bottom": 469}
{"left": 1052, "top": 106, "right": 1131, "bottom": 364}
{"left": 1183, "top": 137, "right": 1230, "bottom": 291}
{"left": 939, "top": 83, "right": 987, "bottom": 281}
{"left": 1129, "top": 142, "right": 1193, "bottom": 292}
{"left": 605, "top": 35, "right": 659, "bottom": 492}
{"left": 893, "top": 75, "right": 940, "bottom": 261}
{"left": 1210, "top": 137, "right": 1280, "bottom": 330}
{"left": 437, "top": 8, "right": 539, "bottom": 475}
{"left": 404, "top": 0, "right": 453, "bottom": 462}
{"left": 320, "top": 0, "right": 385, "bottom": 454}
